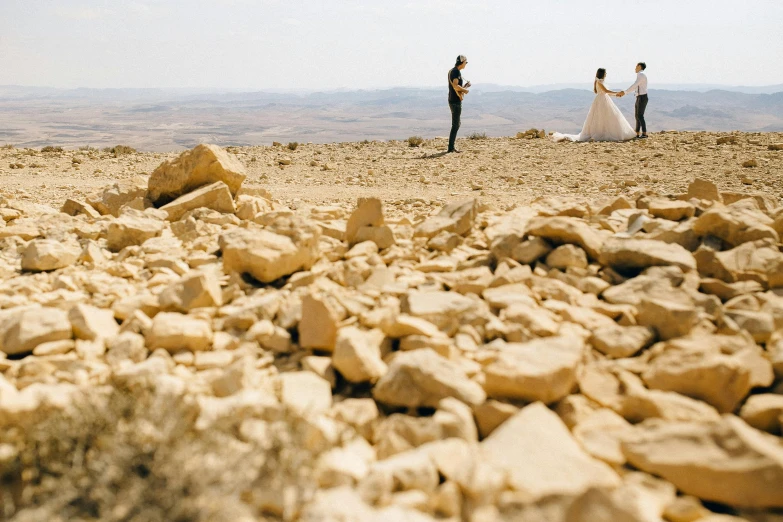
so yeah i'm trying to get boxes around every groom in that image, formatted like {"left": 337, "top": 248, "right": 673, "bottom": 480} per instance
{"left": 618, "top": 62, "right": 648, "bottom": 139}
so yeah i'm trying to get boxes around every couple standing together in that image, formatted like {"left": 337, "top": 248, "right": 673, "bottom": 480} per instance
{"left": 447, "top": 55, "right": 649, "bottom": 150}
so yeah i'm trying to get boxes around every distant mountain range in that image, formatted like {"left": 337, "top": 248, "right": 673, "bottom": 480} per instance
{"left": 1, "top": 85, "right": 782, "bottom": 151}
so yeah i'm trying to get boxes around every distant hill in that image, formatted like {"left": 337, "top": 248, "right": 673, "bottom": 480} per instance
{"left": 1, "top": 85, "right": 782, "bottom": 151}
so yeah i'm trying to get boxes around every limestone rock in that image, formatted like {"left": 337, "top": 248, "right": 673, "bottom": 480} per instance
{"left": 159, "top": 270, "right": 223, "bottom": 312}
{"left": 88, "top": 176, "right": 148, "bottom": 217}
{"left": 401, "top": 291, "right": 477, "bottom": 335}
{"left": 590, "top": 326, "right": 655, "bottom": 358}
{"left": 61, "top": 198, "right": 101, "bottom": 219}
{"left": 219, "top": 225, "right": 319, "bottom": 283}
{"left": 526, "top": 216, "right": 605, "bottom": 260}
{"left": 648, "top": 199, "right": 695, "bottom": 221}
{"left": 687, "top": 178, "right": 721, "bottom": 202}
{"left": 636, "top": 298, "right": 698, "bottom": 341}
{"left": 546, "top": 244, "right": 588, "bottom": 270}
{"left": 346, "top": 198, "right": 383, "bottom": 244}
{"left": 21, "top": 239, "right": 80, "bottom": 272}
{"left": 107, "top": 210, "right": 165, "bottom": 252}
{"left": 353, "top": 225, "right": 395, "bottom": 249}
{"left": 373, "top": 348, "right": 486, "bottom": 408}
{"left": 415, "top": 199, "right": 479, "bottom": 238}
{"left": 693, "top": 200, "right": 779, "bottom": 246}
{"left": 1, "top": 308, "right": 72, "bottom": 356}
{"left": 483, "top": 336, "right": 583, "bottom": 403}
{"left": 642, "top": 335, "right": 774, "bottom": 413}
{"left": 332, "top": 326, "right": 388, "bottom": 383}
{"left": 69, "top": 303, "right": 119, "bottom": 341}
{"left": 622, "top": 416, "right": 783, "bottom": 508}
{"left": 481, "top": 402, "right": 620, "bottom": 499}
{"left": 147, "top": 144, "right": 246, "bottom": 206}
{"left": 739, "top": 394, "right": 783, "bottom": 434}
{"left": 146, "top": 312, "right": 213, "bottom": 352}
{"left": 159, "top": 181, "right": 236, "bottom": 221}
{"left": 600, "top": 238, "right": 697, "bottom": 272}
{"left": 298, "top": 293, "right": 343, "bottom": 351}
{"left": 278, "top": 371, "right": 332, "bottom": 414}
{"left": 511, "top": 237, "right": 552, "bottom": 264}
{"left": 473, "top": 400, "right": 519, "bottom": 438}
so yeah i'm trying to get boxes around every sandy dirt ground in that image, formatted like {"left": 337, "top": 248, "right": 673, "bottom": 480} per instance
{"left": 2, "top": 131, "right": 782, "bottom": 212}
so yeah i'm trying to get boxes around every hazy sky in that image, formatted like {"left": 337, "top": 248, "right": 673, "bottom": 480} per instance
{"left": 1, "top": 0, "right": 781, "bottom": 90}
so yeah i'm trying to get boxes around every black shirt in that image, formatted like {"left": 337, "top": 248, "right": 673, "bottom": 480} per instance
{"left": 448, "top": 67, "right": 462, "bottom": 104}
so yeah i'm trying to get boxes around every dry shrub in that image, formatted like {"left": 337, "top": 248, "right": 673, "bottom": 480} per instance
{"left": 103, "top": 145, "right": 136, "bottom": 156}
{"left": 468, "top": 132, "right": 487, "bottom": 140}
{"left": 0, "top": 382, "right": 321, "bottom": 522}
{"left": 287, "top": 142, "right": 299, "bottom": 151}
{"left": 1, "top": 144, "right": 14, "bottom": 150}
{"left": 40, "top": 146, "right": 63, "bottom": 153}
{"left": 407, "top": 136, "right": 424, "bottom": 148}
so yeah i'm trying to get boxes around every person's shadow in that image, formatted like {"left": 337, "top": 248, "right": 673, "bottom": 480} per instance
{"left": 416, "top": 151, "right": 450, "bottom": 160}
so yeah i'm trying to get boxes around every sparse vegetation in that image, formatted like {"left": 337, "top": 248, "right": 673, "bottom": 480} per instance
{"left": 1, "top": 383, "right": 323, "bottom": 521}
{"left": 468, "top": 132, "right": 488, "bottom": 140}
{"left": 287, "top": 142, "right": 299, "bottom": 151}
{"left": 103, "top": 145, "right": 137, "bottom": 156}
{"left": 407, "top": 136, "right": 424, "bottom": 148}
{"left": 41, "top": 145, "right": 64, "bottom": 153}
{"left": 1, "top": 144, "right": 14, "bottom": 149}
{"left": 79, "top": 145, "right": 99, "bottom": 152}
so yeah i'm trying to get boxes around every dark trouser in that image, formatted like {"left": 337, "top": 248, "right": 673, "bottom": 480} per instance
{"left": 635, "top": 94, "right": 648, "bottom": 134}
{"left": 448, "top": 102, "right": 462, "bottom": 151}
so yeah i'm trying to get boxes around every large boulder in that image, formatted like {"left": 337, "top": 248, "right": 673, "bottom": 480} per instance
{"left": 332, "top": 326, "right": 387, "bottom": 383}
{"left": 219, "top": 221, "right": 319, "bottom": 284}
{"left": 692, "top": 199, "right": 779, "bottom": 246}
{"left": 414, "top": 199, "right": 479, "bottom": 238}
{"left": 87, "top": 176, "right": 148, "bottom": 217}
{"left": 481, "top": 402, "right": 620, "bottom": 500}
{"left": 695, "top": 238, "right": 783, "bottom": 287}
{"left": 159, "top": 181, "right": 236, "bottom": 221}
{"left": 0, "top": 308, "right": 72, "bottom": 355}
{"left": 146, "top": 312, "right": 213, "bottom": 352}
{"left": 158, "top": 270, "right": 223, "bottom": 312}
{"left": 21, "top": 239, "right": 80, "bottom": 272}
{"left": 483, "top": 336, "right": 584, "bottom": 403}
{"left": 106, "top": 210, "right": 165, "bottom": 252}
{"left": 373, "top": 349, "right": 486, "bottom": 408}
{"left": 622, "top": 416, "right": 783, "bottom": 508}
{"left": 641, "top": 335, "right": 774, "bottom": 413}
{"left": 147, "top": 144, "right": 246, "bottom": 206}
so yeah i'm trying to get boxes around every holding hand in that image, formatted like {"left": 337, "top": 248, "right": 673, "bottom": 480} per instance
{"left": 617, "top": 91, "right": 625, "bottom": 98}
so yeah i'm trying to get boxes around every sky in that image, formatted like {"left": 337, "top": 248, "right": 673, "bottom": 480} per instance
{"left": 1, "top": 0, "right": 782, "bottom": 91}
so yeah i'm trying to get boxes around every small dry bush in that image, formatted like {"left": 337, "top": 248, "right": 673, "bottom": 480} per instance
{"left": 1, "top": 144, "right": 14, "bottom": 150}
{"left": 467, "top": 132, "right": 487, "bottom": 140}
{"left": 40, "top": 146, "right": 63, "bottom": 153}
{"left": 287, "top": 142, "right": 299, "bottom": 151}
{"left": 0, "top": 383, "right": 321, "bottom": 522}
{"left": 407, "top": 136, "right": 424, "bottom": 147}
{"left": 79, "top": 145, "right": 99, "bottom": 152}
{"left": 103, "top": 145, "right": 136, "bottom": 156}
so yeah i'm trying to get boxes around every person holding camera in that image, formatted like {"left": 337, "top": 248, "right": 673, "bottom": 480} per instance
{"left": 447, "top": 55, "right": 471, "bottom": 153}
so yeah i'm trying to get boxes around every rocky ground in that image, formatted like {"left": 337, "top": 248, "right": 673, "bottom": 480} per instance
{"left": 0, "top": 136, "right": 783, "bottom": 521}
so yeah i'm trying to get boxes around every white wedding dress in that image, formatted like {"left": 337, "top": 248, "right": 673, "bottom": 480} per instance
{"left": 552, "top": 79, "right": 637, "bottom": 142}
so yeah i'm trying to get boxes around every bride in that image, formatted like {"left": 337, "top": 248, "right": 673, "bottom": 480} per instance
{"left": 552, "top": 68, "right": 637, "bottom": 142}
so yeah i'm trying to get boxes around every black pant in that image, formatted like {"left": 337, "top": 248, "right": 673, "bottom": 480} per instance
{"left": 448, "top": 102, "right": 462, "bottom": 151}
{"left": 635, "top": 94, "right": 648, "bottom": 134}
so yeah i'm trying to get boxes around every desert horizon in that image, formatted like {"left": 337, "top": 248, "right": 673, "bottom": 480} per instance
{"left": 3, "top": 83, "right": 783, "bottom": 152}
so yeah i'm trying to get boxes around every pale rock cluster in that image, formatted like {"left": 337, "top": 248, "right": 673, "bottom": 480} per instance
{"left": 1, "top": 143, "right": 783, "bottom": 520}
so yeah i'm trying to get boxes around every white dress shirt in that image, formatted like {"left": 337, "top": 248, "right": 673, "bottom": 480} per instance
{"left": 625, "top": 72, "right": 648, "bottom": 96}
